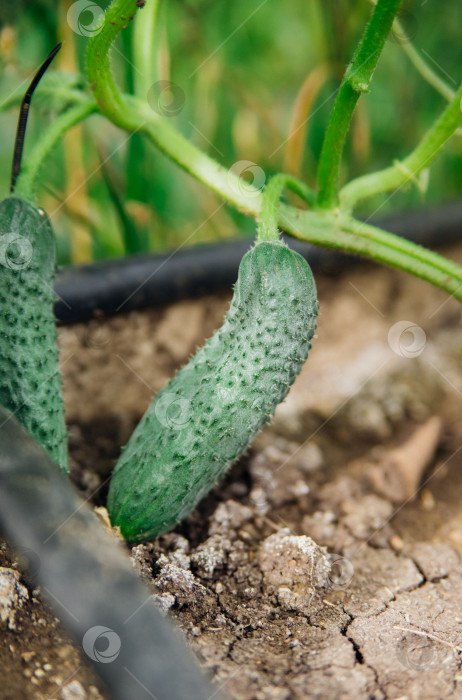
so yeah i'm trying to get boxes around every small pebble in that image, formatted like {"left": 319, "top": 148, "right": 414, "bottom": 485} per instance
{"left": 152, "top": 593, "right": 175, "bottom": 615}
{"left": 61, "top": 679, "right": 87, "bottom": 699}
{"left": 0, "top": 567, "right": 29, "bottom": 629}
{"left": 420, "top": 489, "right": 436, "bottom": 510}
{"left": 390, "top": 534, "right": 404, "bottom": 552}
{"left": 292, "top": 480, "right": 309, "bottom": 497}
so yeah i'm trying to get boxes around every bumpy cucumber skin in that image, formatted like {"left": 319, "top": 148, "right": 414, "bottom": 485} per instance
{"left": 108, "top": 241, "right": 318, "bottom": 541}
{"left": 0, "top": 197, "right": 68, "bottom": 472}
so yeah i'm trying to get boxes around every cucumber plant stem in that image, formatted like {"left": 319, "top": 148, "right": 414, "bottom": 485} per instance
{"left": 277, "top": 206, "right": 462, "bottom": 302}
{"left": 315, "top": 0, "right": 403, "bottom": 208}
{"left": 133, "top": 0, "right": 161, "bottom": 100}
{"left": 257, "top": 174, "right": 316, "bottom": 243}
{"left": 83, "top": 0, "right": 462, "bottom": 303}
{"left": 339, "top": 80, "right": 462, "bottom": 211}
{"left": 86, "top": 0, "right": 142, "bottom": 131}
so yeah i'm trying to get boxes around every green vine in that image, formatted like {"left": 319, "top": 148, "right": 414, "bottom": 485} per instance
{"left": 133, "top": 0, "right": 161, "bottom": 100}
{"left": 86, "top": 0, "right": 141, "bottom": 131}
{"left": 315, "top": 0, "right": 403, "bottom": 208}
{"left": 84, "top": 0, "right": 462, "bottom": 301}
{"left": 340, "top": 81, "right": 462, "bottom": 210}
{"left": 7, "top": 0, "right": 462, "bottom": 303}
{"left": 257, "top": 174, "right": 317, "bottom": 244}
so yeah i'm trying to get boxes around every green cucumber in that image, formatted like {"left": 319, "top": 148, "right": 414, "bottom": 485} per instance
{"left": 0, "top": 198, "right": 67, "bottom": 471}
{"left": 0, "top": 44, "right": 67, "bottom": 472}
{"left": 108, "top": 237, "right": 318, "bottom": 541}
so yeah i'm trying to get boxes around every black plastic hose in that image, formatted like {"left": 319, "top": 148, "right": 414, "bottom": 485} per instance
{"left": 0, "top": 406, "right": 221, "bottom": 700}
{"left": 54, "top": 201, "right": 462, "bottom": 324}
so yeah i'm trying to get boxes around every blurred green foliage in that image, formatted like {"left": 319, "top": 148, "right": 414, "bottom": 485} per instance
{"left": 0, "top": 0, "right": 461, "bottom": 264}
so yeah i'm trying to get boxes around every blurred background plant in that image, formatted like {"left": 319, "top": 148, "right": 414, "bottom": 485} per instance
{"left": 1, "top": 0, "right": 461, "bottom": 264}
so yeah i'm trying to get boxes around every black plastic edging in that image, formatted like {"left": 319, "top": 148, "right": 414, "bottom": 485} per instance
{"left": 0, "top": 406, "right": 221, "bottom": 700}
{"left": 54, "top": 201, "right": 462, "bottom": 324}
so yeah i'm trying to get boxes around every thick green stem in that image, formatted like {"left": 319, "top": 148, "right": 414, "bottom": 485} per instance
{"left": 316, "top": 0, "right": 403, "bottom": 208}
{"left": 13, "top": 99, "right": 97, "bottom": 202}
{"left": 115, "top": 102, "right": 462, "bottom": 300}
{"left": 279, "top": 207, "right": 462, "bottom": 301}
{"left": 85, "top": 0, "right": 462, "bottom": 303}
{"left": 87, "top": 0, "right": 267, "bottom": 215}
{"left": 340, "top": 215, "right": 462, "bottom": 285}
{"left": 86, "top": 0, "right": 140, "bottom": 129}
{"left": 257, "top": 174, "right": 316, "bottom": 243}
{"left": 133, "top": 0, "right": 161, "bottom": 100}
{"left": 137, "top": 105, "right": 265, "bottom": 215}
{"left": 340, "top": 81, "right": 462, "bottom": 211}
{"left": 140, "top": 112, "right": 462, "bottom": 298}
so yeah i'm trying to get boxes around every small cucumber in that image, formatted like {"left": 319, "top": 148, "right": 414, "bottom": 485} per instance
{"left": 0, "top": 198, "right": 68, "bottom": 471}
{"left": 108, "top": 239, "right": 318, "bottom": 541}
{"left": 0, "top": 44, "right": 67, "bottom": 471}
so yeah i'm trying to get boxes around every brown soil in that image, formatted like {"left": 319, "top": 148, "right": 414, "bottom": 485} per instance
{"left": 1, "top": 245, "right": 462, "bottom": 700}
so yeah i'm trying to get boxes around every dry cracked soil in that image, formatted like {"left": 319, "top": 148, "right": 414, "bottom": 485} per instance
{"left": 1, "top": 243, "right": 462, "bottom": 699}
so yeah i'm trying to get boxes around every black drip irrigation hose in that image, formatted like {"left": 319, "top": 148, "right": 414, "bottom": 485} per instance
{"left": 54, "top": 201, "right": 462, "bottom": 324}
{"left": 0, "top": 407, "right": 221, "bottom": 700}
